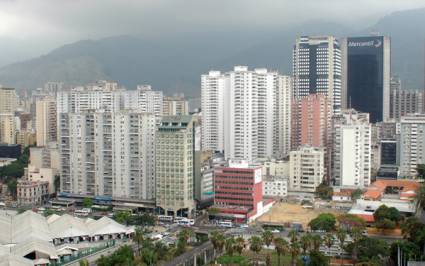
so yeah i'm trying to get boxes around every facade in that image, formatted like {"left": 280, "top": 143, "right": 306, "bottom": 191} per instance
{"left": 0, "top": 144, "right": 21, "bottom": 158}
{"left": 17, "top": 180, "right": 49, "bottom": 206}
{"left": 36, "top": 96, "right": 57, "bottom": 146}
{"left": 56, "top": 81, "right": 122, "bottom": 113}
{"left": 263, "top": 177, "right": 288, "bottom": 198}
{"left": 292, "top": 36, "right": 342, "bottom": 114}
{"left": 155, "top": 116, "right": 195, "bottom": 216}
{"left": 26, "top": 165, "right": 57, "bottom": 194}
{"left": 0, "top": 87, "right": 17, "bottom": 113}
{"left": 291, "top": 94, "right": 330, "bottom": 150}
{"left": 289, "top": 146, "right": 325, "bottom": 193}
{"left": 163, "top": 96, "right": 189, "bottom": 116}
{"left": 213, "top": 160, "right": 271, "bottom": 223}
{"left": 124, "top": 85, "right": 163, "bottom": 116}
{"left": 59, "top": 110, "right": 156, "bottom": 200}
{"left": 380, "top": 139, "right": 397, "bottom": 165}
{"left": 341, "top": 36, "right": 391, "bottom": 122}
{"left": 276, "top": 75, "right": 292, "bottom": 158}
{"left": 196, "top": 152, "right": 226, "bottom": 205}
{"left": 390, "top": 88, "right": 423, "bottom": 120}
{"left": 399, "top": 114, "right": 425, "bottom": 177}
{"left": 201, "top": 67, "right": 291, "bottom": 160}
{"left": 201, "top": 71, "right": 225, "bottom": 152}
{"left": 0, "top": 114, "right": 16, "bottom": 144}
{"left": 331, "top": 109, "right": 371, "bottom": 187}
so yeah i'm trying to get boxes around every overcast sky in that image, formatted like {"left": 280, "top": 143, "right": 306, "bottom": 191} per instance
{"left": 0, "top": 0, "right": 425, "bottom": 65}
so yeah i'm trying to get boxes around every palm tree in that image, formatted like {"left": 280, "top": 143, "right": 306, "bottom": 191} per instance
{"left": 289, "top": 230, "right": 298, "bottom": 244}
{"left": 274, "top": 237, "right": 289, "bottom": 266}
{"left": 289, "top": 240, "right": 301, "bottom": 266}
{"left": 262, "top": 230, "right": 274, "bottom": 247}
{"left": 416, "top": 184, "right": 425, "bottom": 212}
{"left": 234, "top": 236, "right": 246, "bottom": 255}
{"left": 336, "top": 229, "right": 347, "bottom": 266}
{"left": 225, "top": 237, "right": 235, "bottom": 256}
{"left": 311, "top": 234, "right": 322, "bottom": 252}
{"left": 134, "top": 227, "right": 145, "bottom": 253}
{"left": 249, "top": 236, "right": 264, "bottom": 266}
{"left": 300, "top": 233, "right": 312, "bottom": 255}
{"left": 210, "top": 231, "right": 225, "bottom": 257}
{"left": 324, "top": 233, "right": 334, "bottom": 259}
{"left": 350, "top": 227, "right": 363, "bottom": 265}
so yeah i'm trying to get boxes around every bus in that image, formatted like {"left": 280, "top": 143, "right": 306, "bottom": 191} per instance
{"left": 218, "top": 220, "right": 233, "bottom": 228}
{"left": 158, "top": 215, "right": 173, "bottom": 222}
{"left": 74, "top": 209, "right": 90, "bottom": 217}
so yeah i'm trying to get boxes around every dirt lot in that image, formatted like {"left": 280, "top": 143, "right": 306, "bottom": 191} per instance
{"left": 258, "top": 202, "right": 342, "bottom": 228}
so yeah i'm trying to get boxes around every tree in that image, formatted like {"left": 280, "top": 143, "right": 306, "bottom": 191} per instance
{"left": 289, "top": 239, "right": 300, "bottom": 266}
{"left": 336, "top": 229, "right": 347, "bottom": 266}
{"left": 96, "top": 245, "right": 134, "bottom": 266}
{"left": 337, "top": 213, "right": 366, "bottom": 231}
{"left": 113, "top": 211, "right": 131, "bottom": 225}
{"left": 350, "top": 227, "right": 364, "bottom": 264}
{"left": 416, "top": 164, "right": 425, "bottom": 179}
{"left": 178, "top": 228, "right": 193, "bottom": 246}
{"left": 373, "top": 205, "right": 401, "bottom": 231}
{"left": 6, "top": 178, "right": 17, "bottom": 198}
{"left": 324, "top": 233, "right": 334, "bottom": 257}
{"left": 83, "top": 197, "right": 93, "bottom": 208}
{"left": 348, "top": 237, "right": 389, "bottom": 265}
{"left": 311, "top": 234, "right": 322, "bottom": 252}
{"left": 390, "top": 241, "right": 422, "bottom": 266}
{"left": 141, "top": 247, "right": 158, "bottom": 266}
{"left": 234, "top": 236, "right": 245, "bottom": 255}
{"left": 134, "top": 227, "right": 145, "bottom": 252}
{"left": 417, "top": 184, "right": 425, "bottom": 212}
{"left": 225, "top": 237, "right": 235, "bottom": 256}
{"left": 274, "top": 237, "right": 288, "bottom": 266}
{"left": 308, "top": 213, "right": 336, "bottom": 232}
{"left": 300, "top": 234, "right": 312, "bottom": 255}
{"left": 351, "top": 189, "right": 363, "bottom": 200}
{"left": 315, "top": 183, "right": 333, "bottom": 200}
{"left": 262, "top": 230, "right": 274, "bottom": 247}
{"left": 79, "top": 259, "right": 89, "bottom": 266}
{"left": 249, "top": 236, "right": 263, "bottom": 266}
{"left": 309, "top": 250, "right": 330, "bottom": 266}
{"left": 265, "top": 253, "right": 272, "bottom": 266}
{"left": 210, "top": 231, "right": 225, "bottom": 257}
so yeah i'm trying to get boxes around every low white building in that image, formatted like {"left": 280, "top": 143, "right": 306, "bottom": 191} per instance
{"left": 0, "top": 211, "right": 135, "bottom": 265}
{"left": 263, "top": 177, "right": 288, "bottom": 198}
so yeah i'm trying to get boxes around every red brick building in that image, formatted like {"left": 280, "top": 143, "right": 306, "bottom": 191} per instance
{"left": 212, "top": 160, "right": 273, "bottom": 223}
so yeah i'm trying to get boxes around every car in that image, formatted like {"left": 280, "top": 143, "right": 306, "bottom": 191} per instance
{"left": 240, "top": 224, "right": 248, "bottom": 228}
{"left": 271, "top": 229, "right": 280, "bottom": 233}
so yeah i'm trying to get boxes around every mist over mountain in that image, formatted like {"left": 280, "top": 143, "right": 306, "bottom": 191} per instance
{"left": 0, "top": 8, "right": 424, "bottom": 98}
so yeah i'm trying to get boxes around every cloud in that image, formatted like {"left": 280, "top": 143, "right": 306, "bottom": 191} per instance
{"left": 1, "top": 0, "right": 425, "bottom": 39}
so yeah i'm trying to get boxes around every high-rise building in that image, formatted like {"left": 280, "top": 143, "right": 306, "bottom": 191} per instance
{"left": 341, "top": 36, "right": 391, "bottom": 122}
{"left": 124, "top": 85, "right": 163, "bottom": 116}
{"left": 0, "top": 87, "right": 17, "bottom": 113}
{"left": 163, "top": 96, "right": 189, "bottom": 116}
{"left": 390, "top": 88, "right": 423, "bottom": 120}
{"left": 399, "top": 114, "right": 425, "bottom": 177}
{"left": 276, "top": 76, "right": 292, "bottom": 158}
{"left": 292, "top": 36, "right": 342, "bottom": 114}
{"left": 57, "top": 82, "right": 164, "bottom": 116}
{"left": 155, "top": 115, "right": 195, "bottom": 216}
{"left": 289, "top": 146, "right": 325, "bottom": 193}
{"left": 331, "top": 109, "right": 371, "bottom": 187}
{"left": 201, "top": 66, "right": 290, "bottom": 161}
{"left": 36, "top": 97, "right": 57, "bottom": 146}
{"left": 291, "top": 94, "right": 330, "bottom": 150}
{"left": 0, "top": 114, "right": 16, "bottom": 144}
{"left": 57, "top": 81, "right": 123, "bottom": 114}
{"left": 59, "top": 110, "right": 156, "bottom": 200}
{"left": 201, "top": 71, "right": 225, "bottom": 152}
